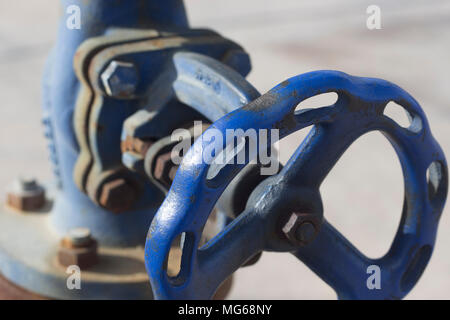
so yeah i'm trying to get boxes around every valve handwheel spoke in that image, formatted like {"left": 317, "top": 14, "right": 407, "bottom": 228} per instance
{"left": 145, "top": 70, "right": 447, "bottom": 300}
{"left": 293, "top": 220, "right": 374, "bottom": 299}
{"left": 197, "top": 208, "right": 264, "bottom": 298}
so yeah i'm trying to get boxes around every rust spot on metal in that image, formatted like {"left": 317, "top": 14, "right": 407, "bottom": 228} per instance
{"left": 280, "top": 80, "right": 290, "bottom": 88}
{"left": 7, "top": 193, "right": 46, "bottom": 212}
{"left": 121, "top": 135, "right": 153, "bottom": 156}
{"left": 242, "top": 91, "right": 280, "bottom": 112}
{"left": 273, "top": 112, "right": 297, "bottom": 131}
{"left": 6, "top": 179, "right": 46, "bottom": 212}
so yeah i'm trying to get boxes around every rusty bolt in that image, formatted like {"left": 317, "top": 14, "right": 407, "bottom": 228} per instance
{"left": 101, "top": 60, "right": 139, "bottom": 98}
{"left": 121, "top": 136, "right": 153, "bottom": 156}
{"left": 99, "top": 178, "right": 137, "bottom": 213}
{"left": 6, "top": 177, "right": 46, "bottom": 211}
{"left": 282, "top": 213, "right": 320, "bottom": 246}
{"left": 153, "top": 151, "right": 177, "bottom": 188}
{"left": 58, "top": 228, "right": 98, "bottom": 269}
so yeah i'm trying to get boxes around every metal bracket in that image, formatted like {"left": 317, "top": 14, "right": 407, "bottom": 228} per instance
{"left": 72, "top": 29, "right": 256, "bottom": 213}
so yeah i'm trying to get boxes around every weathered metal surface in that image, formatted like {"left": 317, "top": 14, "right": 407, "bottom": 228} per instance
{"left": 101, "top": 61, "right": 140, "bottom": 98}
{"left": 6, "top": 178, "right": 46, "bottom": 212}
{"left": 0, "top": 188, "right": 153, "bottom": 299}
{"left": 72, "top": 28, "right": 161, "bottom": 194}
{"left": 43, "top": 0, "right": 196, "bottom": 250}
{"left": 58, "top": 228, "right": 98, "bottom": 269}
{"left": 145, "top": 70, "right": 447, "bottom": 299}
{"left": 36, "top": 0, "right": 256, "bottom": 250}
{"left": 0, "top": 0, "right": 257, "bottom": 299}
{"left": 142, "top": 122, "right": 210, "bottom": 191}
{"left": 73, "top": 31, "right": 253, "bottom": 213}
{"left": 6, "top": 0, "right": 443, "bottom": 301}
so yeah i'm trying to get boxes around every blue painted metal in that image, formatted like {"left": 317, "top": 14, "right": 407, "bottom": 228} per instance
{"left": 145, "top": 70, "right": 448, "bottom": 299}
{"left": 2, "top": 0, "right": 446, "bottom": 300}
{"left": 121, "top": 51, "right": 259, "bottom": 176}
{"left": 0, "top": 0, "right": 256, "bottom": 299}
{"left": 44, "top": 0, "right": 252, "bottom": 247}
{"left": 46, "top": 0, "right": 190, "bottom": 247}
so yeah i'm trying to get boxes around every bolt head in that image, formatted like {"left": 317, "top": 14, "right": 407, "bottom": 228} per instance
{"left": 6, "top": 177, "right": 45, "bottom": 211}
{"left": 58, "top": 236, "right": 98, "bottom": 269}
{"left": 101, "top": 60, "right": 139, "bottom": 98}
{"left": 99, "top": 178, "right": 137, "bottom": 213}
{"left": 282, "top": 213, "right": 320, "bottom": 246}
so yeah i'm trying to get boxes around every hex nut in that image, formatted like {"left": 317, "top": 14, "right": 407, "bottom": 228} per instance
{"left": 99, "top": 178, "right": 137, "bottom": 213}
{"left": 282, "top": 212, "right": 320, "bottom": 246}
{"left": 6, "top": 178, "right": 45, "bottom": 211}
{"left": 101, "top": 60, "right": 139, "bottom": 98}
{"left": 58, "top": 236, "right": 98, "bottom": 269}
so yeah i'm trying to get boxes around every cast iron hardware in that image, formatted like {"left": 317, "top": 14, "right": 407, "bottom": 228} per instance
{"left": 145, "top": 70, "right": 448, "bottom": 299}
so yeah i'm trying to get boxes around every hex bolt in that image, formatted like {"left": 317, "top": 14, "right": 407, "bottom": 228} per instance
{"left": 99, "top": 178, "right": 137, "bottom": 213}
{"left": 6, "top": 177, "right": 46, "bottom": 211}
{"left": 282, "top": 213, "right": 320, "bottom": 246}
{"left": 58, "top": 228, "right": 98, "bottom": 269}
{"left": 100, "top": 60, "right": 139, "bottom": 98}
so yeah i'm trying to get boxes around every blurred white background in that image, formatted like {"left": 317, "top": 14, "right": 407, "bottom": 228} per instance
{"left": 0, "top": 0, "right": 449, "bottom": 299}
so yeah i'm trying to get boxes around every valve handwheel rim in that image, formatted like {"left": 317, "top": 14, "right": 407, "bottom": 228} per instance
{"left": 145, "top": 70, "right": 448, "bottom": 300}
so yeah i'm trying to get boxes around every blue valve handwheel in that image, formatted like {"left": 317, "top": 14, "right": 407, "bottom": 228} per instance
{"left": 145, "top": 70, "right": 447, "bottom": 299}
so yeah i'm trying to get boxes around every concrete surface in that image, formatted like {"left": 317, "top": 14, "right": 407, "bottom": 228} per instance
{"left": 0, "top": 0, "right": 448, "bottom": 299}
